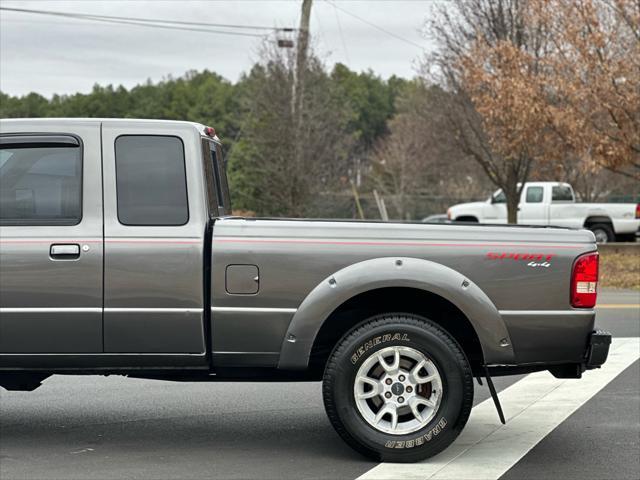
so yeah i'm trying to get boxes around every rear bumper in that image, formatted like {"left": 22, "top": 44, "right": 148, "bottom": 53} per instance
{"left": 548, "top": 329, "right": 611, "bottom": 378}
{"left": 585, "top": 329, "right": 612, "bottom": 369}
{"left": 489, "top": 329, "right": 612, "bottom": 379}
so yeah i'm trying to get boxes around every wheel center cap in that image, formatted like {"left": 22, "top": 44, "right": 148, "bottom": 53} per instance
{"left": 391, "top": 382, "right": 405, "bottom": 396}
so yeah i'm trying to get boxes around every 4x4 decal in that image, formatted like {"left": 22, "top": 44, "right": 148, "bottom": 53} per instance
{"left": 487, "top": 252, "right": 555, "bottom": 268}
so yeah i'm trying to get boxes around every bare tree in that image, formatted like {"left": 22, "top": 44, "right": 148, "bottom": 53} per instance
{"left": 369, "top": 113, "right": 428, "bottom": 220}
{"left": 368, "top": 81, "right": 490, "bottom": 220}
{"left": 534, "top": 153, "right": 638, "bottom": 202}
{"left": 529, "top": 0, "right": 640, "bottom": 180}
{"left": 425, "top": 0, "right": 551, "bottom": 223}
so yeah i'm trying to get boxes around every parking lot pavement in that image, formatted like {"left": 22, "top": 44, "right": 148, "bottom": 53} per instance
{"left": 596, "top": 289, "right": 640, "bottom": 337}
{"left": 501, "top": 360, "right": 640, "bottom": 480}
{"left": 1, "top": 292, "right": 638, "bottom": 480}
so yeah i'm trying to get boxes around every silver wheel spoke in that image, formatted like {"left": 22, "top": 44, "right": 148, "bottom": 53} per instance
{"left": 409, "top": 396, "right": 436, "bottom": 422}
{"left": 410, "top": 359, "right": 426, "bottom": 383}
{"left": 410, "top": 360, "right": 438, "bottom": 384}
{"left": 408, "top": 397, "right": 423, "bottom": 421}
{"left": 389, "top": 409, "right": 398, "bottom": 430}
{"left": 356, "top": 376, "right": 382, "bottom": 399}
{"left": 375, "top": 404, "right": 398, "bottom": 430}
{"left": 378, "top": 350, "right": 400, "bottom": 375}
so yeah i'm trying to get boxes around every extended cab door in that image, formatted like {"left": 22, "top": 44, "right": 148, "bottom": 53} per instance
{"left": 0, "top": 126, "right": 103, "bottom": 353}
{"left": 518, "top": 185, "right": 549, "bottom": 225}
{"left": 484, "top": 190, "right": 508, "bottom": 223}
{"left": 101, "top": 122, "right": 208, "bottom": 354}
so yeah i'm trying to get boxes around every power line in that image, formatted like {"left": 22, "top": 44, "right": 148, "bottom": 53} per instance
{"left": 331, "top": 3, "right": 351, "bottom": 64}
{"left": 0, "top": 6, "right": 295, "bottom": 37}
{"left": 71, "top": 15, "right": 266, "bottom": 38}
{"left": 0, "top": 6, "right": 291, "bottom": 31}
{"left": 313, "top": 7, "right": 328, "bottom": 52}
{"left": 325, "top": 1, "right": 423, "bottom": 50}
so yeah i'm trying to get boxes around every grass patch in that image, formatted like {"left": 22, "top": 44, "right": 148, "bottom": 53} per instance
{"left": 599, "top": 252, "right": 639, "bottom": 290}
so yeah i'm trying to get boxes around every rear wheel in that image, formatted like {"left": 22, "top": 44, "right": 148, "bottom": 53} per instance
{"left": 454, "top": 216, "right": 479, "bottom": 223}
{"left": 588, "top": 223, "right": 614, "bottom": 243}
{"left": 615, "top": 233, "right": 636, "bottom": 243}
{"left": 322, "top": 313, "right": 473, "bottom": 462}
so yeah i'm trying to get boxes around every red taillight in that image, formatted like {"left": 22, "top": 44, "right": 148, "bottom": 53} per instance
{"left": 635, "top": 203, "right": 640, "bottom": 219}
{"left": 571, "top": 252, "right": 599, "bottom": 308}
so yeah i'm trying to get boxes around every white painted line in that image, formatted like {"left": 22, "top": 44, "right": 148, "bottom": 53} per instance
{"left": 357, "top": 337, "right": 640, "bottom": 480}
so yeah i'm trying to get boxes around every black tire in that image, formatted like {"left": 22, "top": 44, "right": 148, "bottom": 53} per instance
{"left": 615, "top": 233, "right": 636, "bottom": 243}
{"left": 454, "top": 216, "right": 479, "bottom": 223}
{"left": 588, "top": 223, "right": 615, "bottom": 243}
{"left": 322, "top": 313, "right": 473, "bottom": 463}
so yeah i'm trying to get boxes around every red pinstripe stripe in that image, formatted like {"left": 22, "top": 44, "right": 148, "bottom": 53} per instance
{"left": 0, "top": 239, "right": 199, "bottom": 244}
{"left": 214, "top": 237, "right": 586, "bottom": 249}
{"left": 0, "top": 238, "right": 588, "bottom": 249}
{"left": 0, "top": 239, "right": 102, "bottom": 244}
{"left": 106, "top": 239, "right": 200, "bottom": 244}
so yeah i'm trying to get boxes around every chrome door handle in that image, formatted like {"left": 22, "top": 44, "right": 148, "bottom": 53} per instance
{"left": 50, "top": 244, "right": 80, "bottom": 259}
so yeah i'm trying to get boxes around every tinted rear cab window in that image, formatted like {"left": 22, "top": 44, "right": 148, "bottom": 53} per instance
{"left": 552, "top": 186, "right": 574, "bottom": 202}
{"left": 0, "top": 138, "right": 82, "bottom": 225}
{"left": 115, "top": 135, "right": 189, "bottom": 226}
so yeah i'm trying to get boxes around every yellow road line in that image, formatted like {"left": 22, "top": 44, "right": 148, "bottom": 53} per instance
{"left": 597, "top": 304, "right": 640, "bottom": 309}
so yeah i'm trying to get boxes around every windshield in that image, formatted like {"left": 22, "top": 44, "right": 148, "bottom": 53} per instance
{"left": 491, "top": 190, "right": 506, "bottom": 203}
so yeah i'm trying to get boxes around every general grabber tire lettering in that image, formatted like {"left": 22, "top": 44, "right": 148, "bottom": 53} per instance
{"left": 322, "top": 313, "right": 473, "bottom": 462}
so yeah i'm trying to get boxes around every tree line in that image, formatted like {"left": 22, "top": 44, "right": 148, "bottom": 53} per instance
{"left": 1, "top": 0, "right": 637, "bottom": 221}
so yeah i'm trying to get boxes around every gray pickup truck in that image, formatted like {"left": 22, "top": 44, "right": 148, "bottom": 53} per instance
{"left": 0, "top": 118, "right": 611, "bottom": 462}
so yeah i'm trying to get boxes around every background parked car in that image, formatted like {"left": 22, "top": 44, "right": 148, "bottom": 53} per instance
{"left": 421, "top": 214, "right": 450, "bottom": 224}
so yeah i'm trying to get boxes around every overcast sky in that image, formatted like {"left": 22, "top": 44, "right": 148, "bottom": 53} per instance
{"left": 0, "top": 0, "right": 439, "bottom": 98}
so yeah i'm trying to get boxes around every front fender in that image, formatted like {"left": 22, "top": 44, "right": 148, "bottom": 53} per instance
{"left": 277, "top": 257, "right": 515, "bottom": 370}
{"left": 450, "top": 202, "right": 486, "bottom": 221}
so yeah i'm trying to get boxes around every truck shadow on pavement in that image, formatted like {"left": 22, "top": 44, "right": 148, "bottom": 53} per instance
{"left": 0, "top": 382, "right": 374, "bottom": 479}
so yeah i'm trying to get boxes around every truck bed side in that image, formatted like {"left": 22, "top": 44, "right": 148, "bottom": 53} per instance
{"left": 210, "top": 219, "right": 597, "bottom": 370}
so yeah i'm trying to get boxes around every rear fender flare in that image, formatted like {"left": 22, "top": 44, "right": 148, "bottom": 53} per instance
{"left": 583, "top": 215, "right": 613, "bottom": 227}
{"left": 277, "top": 257, "right": 515, "bottom": 370}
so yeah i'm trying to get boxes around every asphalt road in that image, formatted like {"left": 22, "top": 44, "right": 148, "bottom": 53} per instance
{"left": 1, "top": 289, "right": 638, "bottom": 480}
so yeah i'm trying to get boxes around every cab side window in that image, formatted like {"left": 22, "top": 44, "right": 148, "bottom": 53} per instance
{"left": 115, "top": 135, "right": 189, "bottom": 226}
{"left": 0, "top": 137, "right": 82, "bottom": 225}
{"left": 552, "top": 186, "right": 574, "bottom": 202}
{"left": 525, "top": 186, "right": 544, "bottom": 203}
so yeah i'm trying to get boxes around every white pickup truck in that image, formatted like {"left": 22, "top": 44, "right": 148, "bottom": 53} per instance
{"left": 447, "top": 182, "right": 640, "bottom": 243}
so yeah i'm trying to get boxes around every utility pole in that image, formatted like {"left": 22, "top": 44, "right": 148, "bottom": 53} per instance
{"left": 291, "top": 0, "right": 312, "bottom": 216}
{"left": 292, "top": 0, "right": 312, "bottom": 118}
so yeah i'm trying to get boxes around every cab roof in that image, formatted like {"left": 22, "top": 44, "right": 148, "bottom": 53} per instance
{"left": 0, "top": 117, "right": 206, "bottom": 130}
{"left": 0, "top": 117, "right": 220, "bottom": 142}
